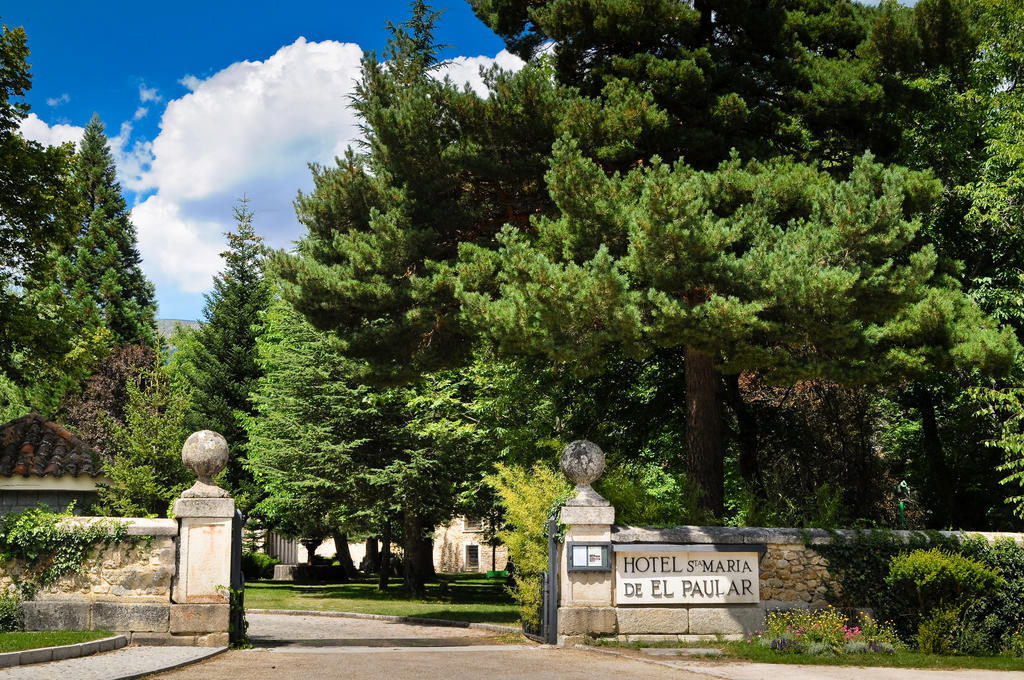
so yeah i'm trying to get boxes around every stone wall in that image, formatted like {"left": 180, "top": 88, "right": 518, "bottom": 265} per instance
{"left": 559, "top": 525, "right": 1024, "bottom": 643}
{"left": 0, "top": 515, "right": 231, "bottom": 647}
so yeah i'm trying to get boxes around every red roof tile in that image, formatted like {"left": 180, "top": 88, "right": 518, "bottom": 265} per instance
{"left": 0, "top": 414, "right": 102, "bottom": 479}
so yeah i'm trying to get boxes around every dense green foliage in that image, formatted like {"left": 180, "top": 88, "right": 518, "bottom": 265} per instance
{"left": 60, "top": 115, "right": 156, "bottom": 348}
{"left": 0, "top": 592, "right": 21, "bottom": 632}
{"left": 486, "top": 463, "right": 571, "bottom": 624}
{"left": 94, "top": 356, "right": 193, "bottom": 517}
{"left": 240, "top": 551, "right": 280, "bottom": 580}
{"left": 277, "top": 0, "right": 1021, "bottom": 522}
{"left": 815, "top": 531, "right": 1024, "bottom": 655}
{"left": 0, "top": 22, "right": 76, "bottom": 390}
{"left": 887, "top": 548, "right": 1001, "bottom": 615}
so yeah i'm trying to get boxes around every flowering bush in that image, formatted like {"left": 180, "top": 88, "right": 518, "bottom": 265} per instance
{"left": 748, "top": 607, "right": 901, "bottom": 657}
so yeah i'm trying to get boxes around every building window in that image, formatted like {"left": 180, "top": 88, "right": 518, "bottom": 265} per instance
{"left": 465, "top": 544, "right": 480, "bottom": 572}
{"left": 463, "top": 516, "right": 483, "bottom": 532}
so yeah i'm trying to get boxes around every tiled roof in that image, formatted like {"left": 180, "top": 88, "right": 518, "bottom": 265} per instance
{"left": 0, "top": 413, "right": 102, "bottom": 479}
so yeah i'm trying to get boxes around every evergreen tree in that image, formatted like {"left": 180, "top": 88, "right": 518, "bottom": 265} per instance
{"left": 95, "top": 354, "right": 193, "bottom": 517}
{"left": 245, "top": 294, "right": 374, "bottom": 569}
{"left": 0, "top": 21, "right": 77, "bottom": 388}
{"left": 172, "top": 199, "right": 271, "bottom": 510}
{"left": 277, "top": 0, "right": 563, "bottom": 379}
{"left": 457, "top": 147, "right": 1016, "bottom": 515}
{"left": 62, "top": 115, "right": 156, "bottom": 348}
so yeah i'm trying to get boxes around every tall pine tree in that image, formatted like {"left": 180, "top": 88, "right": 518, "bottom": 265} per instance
{"left": 62, "top": 115, "right": 156, "bottom": 348}
{"left": 173, "top": 199, "right": 271, "bottom": 511}
{"left": 279, "top": 1, "right": 1019, "bottom": 518}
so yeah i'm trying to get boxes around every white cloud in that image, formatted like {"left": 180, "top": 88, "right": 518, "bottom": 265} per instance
{"left": 139, "top": 84, "right": 161, "bottom": 103}
{"left": 110, "top": 121, "right": 153, "bottom": 188}
{"left": 131, "top": 195, "right": 223, "bottom": 293}
{"left": 18, "top": 113, "right": 83, "bottom": 147}
{"left": 436, "top": 49, "right": 524, "bottom": 97}
{"left": 132, "top": 38, "right": 365, "bottom": 201}
{"left": 46, "top": 93, "right": 70, "bottom": 107}
{"left": 24, "top": 39, "right": 526, "bottom": 312}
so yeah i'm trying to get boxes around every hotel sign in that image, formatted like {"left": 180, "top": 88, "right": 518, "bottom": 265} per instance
{"left": 614, "top": 544, "right": 763, "bottom": 605}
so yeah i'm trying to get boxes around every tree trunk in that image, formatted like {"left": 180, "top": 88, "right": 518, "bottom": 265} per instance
{"left": 723, "top": 372, "right": 763, "bottom": 498}
{"left": 915, "top": 384, "right": 954, "bottom": 527}
{"left": 686, "top": 346, "right": 725, "bottom": 518}
{"left": 300, "top": 538, "right": 320, "bottom": 566}
{"left": 332, "top": 531, "right": 358, "bottom": 579}
{"left": 378, "top": 524, "right": 391, "bottom": 591}
{"left": 402, "top": 510, "right": 428, "bottom": 596}
{"left": 363, "top": 536, "right": 380, "bottom": 573}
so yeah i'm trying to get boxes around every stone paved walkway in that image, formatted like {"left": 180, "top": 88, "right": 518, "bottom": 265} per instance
{"left": 0, "top": 645, "right": 224, "bottom": 680}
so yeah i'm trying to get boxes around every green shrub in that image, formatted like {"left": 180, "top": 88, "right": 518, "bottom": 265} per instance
{"left": 241, "top": 552, "right": 280, "bottom": 580}
{"left": 956, "top": 537, "right": 1024, "bottom": 654}
{"left": 887, "top": 549, "right": 1002, "bottom": 616}
{"left": 1004, "top": 625, "right": 1024, "bottom": 657}
{"left": 486, "top": 463, "right": 572, "bottom": 627}
{"left": 593, "top": 463, "right": 706, "bottom": 526}
{"left": 918, "top": 606, "right": 958, "bottom": 655}
{"left": 0, "top": 592, "right": 22, "bottom": 632}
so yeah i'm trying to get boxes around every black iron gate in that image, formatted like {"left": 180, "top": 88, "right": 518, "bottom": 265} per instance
{"left": 522, "top": 518, "right": 559, "bottom": 644}
{"left": 229, "top": 509, "right": 246, "bottom": 644}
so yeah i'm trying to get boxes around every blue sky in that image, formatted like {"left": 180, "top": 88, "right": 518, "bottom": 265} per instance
{"left": 6, "top": 1, "right": 515, "bottom": 320}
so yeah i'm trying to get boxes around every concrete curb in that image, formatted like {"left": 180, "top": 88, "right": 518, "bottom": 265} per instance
{"left": 0, "top": 634, "right": 127, "bottom": 669}
{"left": 247, "top": 608, "right": 520, "bottom": 634}
{"left": 108, "top": 646, "right": 228, "bottom": 680}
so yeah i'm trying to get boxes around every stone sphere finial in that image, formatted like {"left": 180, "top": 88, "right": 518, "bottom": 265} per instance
{"left": 180, "top": 430, "right": 230, "bottom": 498}
{"left": 561, "top": 440, "right": 609, "bottom": 507}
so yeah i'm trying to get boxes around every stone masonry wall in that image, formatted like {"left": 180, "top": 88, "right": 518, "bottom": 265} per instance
{"left": 0, "top": 535, "right": 175, "bottom": 602}
{"left": 0, "top": 516, "right": 227, "bottom": 646}
{"left": 758, "top": 542, "right": 829, "bottom": 606}
{"left": 594, "top": 525, "right": 1024, "bottom": 642}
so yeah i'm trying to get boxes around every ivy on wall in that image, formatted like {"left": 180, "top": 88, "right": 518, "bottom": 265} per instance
{"left": 0, "top": 505, "right": 130, "bottom": 599}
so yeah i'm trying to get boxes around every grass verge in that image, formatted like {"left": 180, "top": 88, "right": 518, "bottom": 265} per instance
{"left": 592, "top": 639, "right": 1024, "bottom": 671}
{"left": 244, "top": 574, "right": 519, "bottom": 625}
{"left": 0, "top": 630, "right": 114, "bottom": 653}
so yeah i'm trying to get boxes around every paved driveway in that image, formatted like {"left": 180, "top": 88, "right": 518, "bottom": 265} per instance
{"left": 150, "top": 612, "right": 703, "bottom": 680}
{"left": 148, "top": 613, "right": 1024, "bottom": 680}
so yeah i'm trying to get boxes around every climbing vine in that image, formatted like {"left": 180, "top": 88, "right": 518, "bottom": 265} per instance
{"left": 0, "top": 505, "right": 130, "bottom": 599}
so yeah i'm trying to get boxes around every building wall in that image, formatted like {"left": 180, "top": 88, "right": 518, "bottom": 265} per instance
{"left": 0, "top": 490, "right": 98, "bottom": 516}
{"left": 432, "top": 517, "right": 508, "bottom": 573}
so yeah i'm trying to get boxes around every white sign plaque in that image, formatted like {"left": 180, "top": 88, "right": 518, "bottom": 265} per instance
{"left": 615, "top": 546, "right": 760, "bottom": 605}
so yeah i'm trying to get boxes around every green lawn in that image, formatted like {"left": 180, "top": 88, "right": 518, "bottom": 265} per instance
{"left": 244, "top": 574, "right": 519, "bottom": 625}
{"left": 597, "top": 639, "right": 1024, "bottom": 672}
{"left": 0, "top": 630, "right": 114, "bottom": 653}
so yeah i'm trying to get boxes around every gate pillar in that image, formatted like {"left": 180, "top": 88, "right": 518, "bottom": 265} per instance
{"left": 171, "top": 430, "right": 234, "bottom": 646}
{"left": 557, "top": 440, "right": 616, "bottom": 645}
